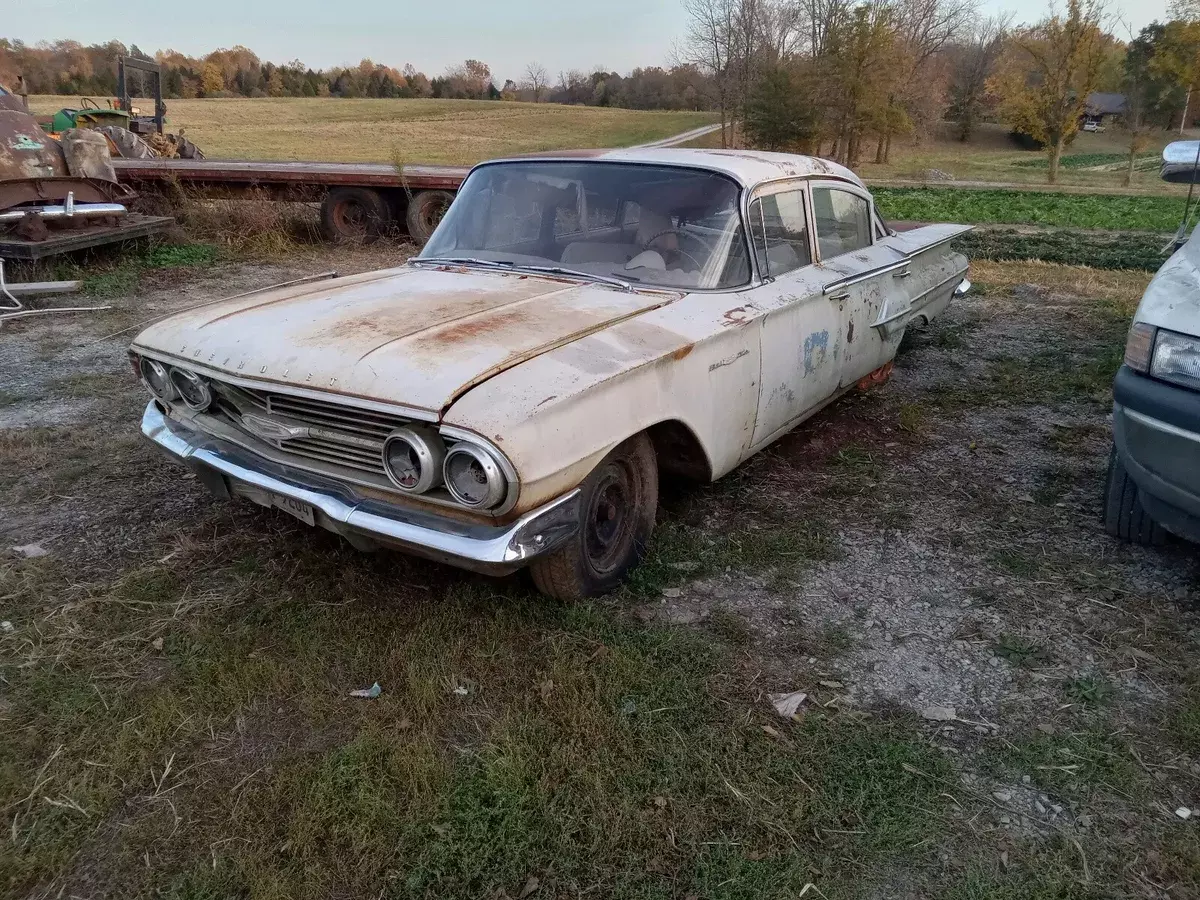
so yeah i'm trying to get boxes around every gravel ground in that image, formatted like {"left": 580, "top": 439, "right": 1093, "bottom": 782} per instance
{"left": 2, "top": 252, "right": 1197, "bottom": 897}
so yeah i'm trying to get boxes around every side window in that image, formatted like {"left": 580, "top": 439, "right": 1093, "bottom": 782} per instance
{"left": 749, "top": 188, "right": 812, "bottom": 278}
{"left": 811, "top": 187, "right": 872, "bottom": 260}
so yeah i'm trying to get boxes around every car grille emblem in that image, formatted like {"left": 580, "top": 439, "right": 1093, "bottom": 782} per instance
{"left": 240, "top": 413, "right": 311, "bottom": 443}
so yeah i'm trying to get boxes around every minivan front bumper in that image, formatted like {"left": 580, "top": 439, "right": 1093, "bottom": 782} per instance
{"left": 141, "top": 401, "right": 580, "bottom": 574}
{"left": 1112, "top": 366, "right": 1200, "bottom": 542}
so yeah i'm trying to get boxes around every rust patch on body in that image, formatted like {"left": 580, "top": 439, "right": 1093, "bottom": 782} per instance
{"left": 670, "top": 343, "right": 694, "bottom": 361}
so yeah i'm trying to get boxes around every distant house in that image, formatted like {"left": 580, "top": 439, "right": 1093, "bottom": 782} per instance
{"left": 1083, "top": 92, "right": 1126, "bottom": 131}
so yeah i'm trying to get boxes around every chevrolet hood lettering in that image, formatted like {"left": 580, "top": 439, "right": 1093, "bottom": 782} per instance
{"left": 133, "top": 267, "right": 679, "bottom": 414}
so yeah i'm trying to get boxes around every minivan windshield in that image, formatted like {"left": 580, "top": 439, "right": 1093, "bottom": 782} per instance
{"left": 418, "top": 161, "right": 750, "bottom": 290}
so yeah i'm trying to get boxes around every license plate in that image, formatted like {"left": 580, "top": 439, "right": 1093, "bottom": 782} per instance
{"left": 269, "top": 492, "right": 315, "bottom": 526}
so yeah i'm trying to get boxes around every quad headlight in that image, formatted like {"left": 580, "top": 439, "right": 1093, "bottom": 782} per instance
{"left": 443, "top": 443, "right": 507, "bottom": 509}
{"left": 169, "top": 367, "right": 213, "bottom": 411}
{"left": 1151, "top": 328, "right": 1200, "bottom": 391}
{"left": 382, "top": 427, "right": 446, "bottom": 494}
{"left": 140, "top": 357, "right": 178, "bottom": 402}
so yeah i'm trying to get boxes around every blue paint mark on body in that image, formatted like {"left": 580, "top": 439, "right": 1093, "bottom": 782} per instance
{"left": 803, "top": 330, "right": 829, "bottom": 375}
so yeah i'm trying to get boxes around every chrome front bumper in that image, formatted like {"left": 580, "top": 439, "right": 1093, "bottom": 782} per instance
{"left": 141, "top": 401, "right": 581, "bottom": 574}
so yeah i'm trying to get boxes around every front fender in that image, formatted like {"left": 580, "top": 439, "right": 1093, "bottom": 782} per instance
{"left": 443, "top": 298, "right": 763, "bottom": 514}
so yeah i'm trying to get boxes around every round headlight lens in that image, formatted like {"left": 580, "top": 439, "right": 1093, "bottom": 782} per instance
{"left": 443, "top": 444, "right": 506, "bottom": 509}
{"left": 140, "top": 358, "right": 177, "bottom": 401}
{"left": 168, "top": 368, "right": 212, "bottom": 411}
{"left": 382, "top": 427, "right": 445, "bottom": 493}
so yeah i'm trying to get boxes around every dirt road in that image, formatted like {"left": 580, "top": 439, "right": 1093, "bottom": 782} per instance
{"left": 1, "top": 252, "right": 1197, "bottom": 899}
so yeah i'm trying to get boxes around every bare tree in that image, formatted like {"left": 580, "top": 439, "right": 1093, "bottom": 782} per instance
{"left": 679, "top": 0, "right": 737, "bottom": 146}
{"left": 524, "top": 62, "right": 549, "bottom": 102}
{"left": 947, "top": 14, "right": 1010, "bottom": 141}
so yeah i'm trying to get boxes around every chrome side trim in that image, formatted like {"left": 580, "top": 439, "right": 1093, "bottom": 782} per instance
{"left": 141, "top": 402, "right": 580, "bottom": 573}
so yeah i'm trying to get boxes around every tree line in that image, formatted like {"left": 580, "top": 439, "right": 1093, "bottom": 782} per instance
{"left": 681, "top": 0, "right": 1200, "bottom": 183}
{"left": 10, "top": 0, "right": 1200, "bottom": 184}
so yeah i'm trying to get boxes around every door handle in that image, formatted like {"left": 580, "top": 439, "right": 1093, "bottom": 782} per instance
{"left": 827, "top": 291, "right": 850, "bottom": 303}
{"left": 893, "top": 268, "right": 912, "bottom": 278}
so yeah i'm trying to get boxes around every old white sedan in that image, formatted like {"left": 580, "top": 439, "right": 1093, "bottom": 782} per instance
{"left": 132, "top": 149, "right": 970, "bottom": 598}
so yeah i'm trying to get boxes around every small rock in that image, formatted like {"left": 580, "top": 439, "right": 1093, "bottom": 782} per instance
{"left": 819, "top": 680, "right": 845, "bottom": 689}
{"left": 922, "top": 705, "right": 957, "bottom": 722}
{"left": 0, "top": 621, "right": 13, "bottom": 633}
{"left": 11, "top": 544, "right": 48, "bottom": 559}
{"left": 1035, "top": 800, "right": 1047, "bottom": 814}
{"left": 1021, "top": 775, "right": 1031, "bottom": 784}
{"left": 1176, "top": 807, "right": 1193, "bottom": 820}
{"left": 1037, "top": 723, "right": 1055, "bottom": 734}
{"left": 993, "top": 790, "right": 1012, "bottom": 803}
{"left": 661, "top": 588, "right": 682, "bottom": 599}
{"left": 151, "top": 636, "right": 164, "bottom": 651}
{"left": 999, "top": 815, "right": 1011, "bottom": 825}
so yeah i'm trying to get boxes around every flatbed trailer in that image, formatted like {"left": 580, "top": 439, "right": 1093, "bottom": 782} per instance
{"left": 112, "top": 158, "right": 470, "bottom": 243}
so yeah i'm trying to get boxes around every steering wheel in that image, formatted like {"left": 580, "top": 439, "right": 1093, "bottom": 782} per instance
{"left": 80, "top": 97, "right": 101, "bottom": 110}
{"left": 642, "top": 228, "right": 714, "bottom": 272}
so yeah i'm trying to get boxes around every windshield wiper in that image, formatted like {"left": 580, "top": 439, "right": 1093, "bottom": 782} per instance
{"left": 511, "top": 265, "right": 632, "bottom": 292}
{"left": 413, "top": 257, "right": 632, "bottom": 292}
{"left": 411, "top": 256, "right": 513, "bottom": 269}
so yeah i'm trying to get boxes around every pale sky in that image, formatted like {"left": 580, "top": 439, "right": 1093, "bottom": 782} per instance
{"left": 5, "top": 0, "right": 1175, "bottom": 85}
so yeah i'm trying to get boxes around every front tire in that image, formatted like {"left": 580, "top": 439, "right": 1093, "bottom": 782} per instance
{"left": 530, "top": 434, "right": 658, "bottom": 600}
{"left": 1103, "top": 446, "right": 1166, "bottom": 546}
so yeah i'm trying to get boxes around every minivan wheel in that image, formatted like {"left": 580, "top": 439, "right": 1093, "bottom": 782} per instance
{"left": 530, "top": 434, "right": 658, "bottom": 600}
{"left": 1103, "top": 445, "right": 1166, "bottom": 546}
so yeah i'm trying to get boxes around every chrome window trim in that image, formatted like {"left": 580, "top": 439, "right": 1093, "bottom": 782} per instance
{"left": 808, "top": 179, "right": 877, "bottom": 263}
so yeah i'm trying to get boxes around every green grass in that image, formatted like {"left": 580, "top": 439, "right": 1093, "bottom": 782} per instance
{"left": 1012, "top": 152, "right": 1158, "bottom": 170}
{"left": 953, "top": 228, "right": 1171, "bottom": 271}
{"left": 0, "top": 543, "right": 950, "bottom": 899}
{"left": 990, "top": 729, "right": 1143, "bottom": 799}
{"left": 875, "top": 187, "right": 1184, "bottom": 232}
{"left": 82, "top": 241, "right": 220, "bottom": 297}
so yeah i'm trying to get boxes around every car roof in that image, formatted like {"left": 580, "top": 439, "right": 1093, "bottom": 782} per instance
{"left": 487, "top": 147, "right": 867, "bottom": 191}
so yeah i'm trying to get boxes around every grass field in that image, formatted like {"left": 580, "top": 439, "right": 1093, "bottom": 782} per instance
{"left": 860, "top": 121, "right": 1192, "bottom": 195}
{"left": 874, "top": 187, "right": 1186, "bottom": 231}
{"left": 27, "top": 96, "right": 718, "bottom": 165}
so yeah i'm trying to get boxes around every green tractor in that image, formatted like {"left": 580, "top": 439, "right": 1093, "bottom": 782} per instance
{"left": 37, "top": 57, "right": 204, "bottom": 160}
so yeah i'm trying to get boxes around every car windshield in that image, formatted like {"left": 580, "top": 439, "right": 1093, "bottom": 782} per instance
{"left": 418, "top": 161, "right": 750, "bottom": 290}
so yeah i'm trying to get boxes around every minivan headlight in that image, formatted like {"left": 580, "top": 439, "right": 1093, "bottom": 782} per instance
{"left": 1151, "top": 329, "right": 1200, "bottom": 391}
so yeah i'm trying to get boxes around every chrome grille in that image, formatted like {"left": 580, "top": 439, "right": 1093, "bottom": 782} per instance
{"left": 208, "top": 381, "right": 407, "bottom": 479}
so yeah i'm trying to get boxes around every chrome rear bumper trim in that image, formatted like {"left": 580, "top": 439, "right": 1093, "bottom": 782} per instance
{"left": 141, "top": 401, "right": 579, "bottom": 574}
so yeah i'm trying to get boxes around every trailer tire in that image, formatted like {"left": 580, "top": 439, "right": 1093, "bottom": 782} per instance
{"left": 321, "top": 188, "right": 392, "bottom": 242}
{"left": 405, "top": 190, "right": 454, "bottom": 244}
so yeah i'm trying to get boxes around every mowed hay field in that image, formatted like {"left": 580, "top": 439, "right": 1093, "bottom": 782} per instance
{"left": 28, "top": 96, "right": 718, "bottom": 164}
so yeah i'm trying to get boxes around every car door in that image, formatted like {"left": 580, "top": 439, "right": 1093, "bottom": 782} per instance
{"left": 746, "top": 180, "right": 847, "bottom": 447}
{"left": 811, "top": 183, "right": 971, "bottom": 386}
{"left": 809, "top": 181, "right": 914, "bottom": 386}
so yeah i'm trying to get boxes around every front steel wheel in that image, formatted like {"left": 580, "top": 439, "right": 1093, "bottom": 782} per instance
{"left": 530, "top": 434, "right": 658, "bottom": 600}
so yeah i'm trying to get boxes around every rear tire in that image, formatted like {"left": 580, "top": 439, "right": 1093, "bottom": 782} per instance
{"left": 94, "top": 125, "right": 156, "bottom": 159}
{"left": 320, "top": 187, "right": 391, "bottom": 242}
{"left": 1103, "top": 446, "right": 1166, "bottom": 546}
{"left": 530, "top": 434, "right": 658, "bottom": 600}
{"left": 405, "top": 190, "right": 454, "bottom": 244}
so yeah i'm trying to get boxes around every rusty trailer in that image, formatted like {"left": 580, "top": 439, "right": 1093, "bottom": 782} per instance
{"left": 111, "top": 158, "right": 469, "bottom": 244}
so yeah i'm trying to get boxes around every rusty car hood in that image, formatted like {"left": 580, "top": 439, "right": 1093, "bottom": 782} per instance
{"left": 132, "top": 265, "right": 680, "bottom": 415}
